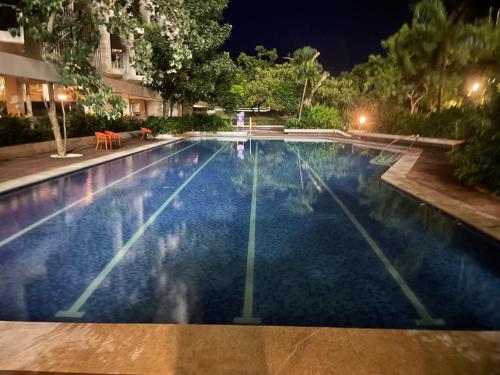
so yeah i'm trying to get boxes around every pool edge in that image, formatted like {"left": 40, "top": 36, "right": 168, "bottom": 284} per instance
{"left": 0, "top": 321, "right": 498, "bottom": 374}
{"left": 0, "top": 138, "right": 187, "bottom": 196}
{"left": 382, "top": 147, "right": 500, "bottom": 242}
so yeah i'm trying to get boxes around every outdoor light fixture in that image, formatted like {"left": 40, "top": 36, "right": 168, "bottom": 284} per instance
{"left": 359, "top": 115, "right": 367, "bottom": 125}
{"left": 471, "top": 82, "right": 481, "bottom": 93}
{"left": 58, "top": 94, "right": 68, "bottom": 101}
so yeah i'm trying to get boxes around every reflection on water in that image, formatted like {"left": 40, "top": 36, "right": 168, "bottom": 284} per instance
{"left": 0, "top": 139, "right": 499, "bottom": 329}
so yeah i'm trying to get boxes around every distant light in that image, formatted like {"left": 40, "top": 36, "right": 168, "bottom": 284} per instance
{"left": 58, "top": 94, "right": 68, "bottom": 101}
{"left": 359, "top": 116, "right": 367, "bottom": 125}
{"left": 471, "top": 82, "right": 481, "bottom": 93}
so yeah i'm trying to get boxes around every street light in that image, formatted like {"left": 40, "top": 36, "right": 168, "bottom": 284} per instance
{"left": 359, "top": 115, "right": 367, "bottom": 126}
{"left": 58, "top": 94, "right": 68, "bottom": 155}
{"left": 471, "top": 82, "right": 481, "bottom": 93}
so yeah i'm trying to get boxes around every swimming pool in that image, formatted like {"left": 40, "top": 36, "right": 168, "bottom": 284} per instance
{"left": 0, "top": 139, "right": 499, "bottom": 329}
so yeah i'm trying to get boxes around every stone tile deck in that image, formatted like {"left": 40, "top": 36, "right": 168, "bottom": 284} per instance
{"left": 382, "top": 147, "right": 500, "bottom": 241}
{"left": 0, "top": 137, "right": 181, "bottom": 194}
{"left": 0, "top": 321, "right": 499, "bottom": 375}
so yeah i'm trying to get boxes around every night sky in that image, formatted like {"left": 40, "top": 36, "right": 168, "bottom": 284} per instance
{"left": 223, "top": 0, "right": 495, "bottom": 75}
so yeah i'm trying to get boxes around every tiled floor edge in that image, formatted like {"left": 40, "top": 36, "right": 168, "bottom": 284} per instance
{"left": 0, "top": 138, "right": 184, "bottom": 195}
{"left": 382, "top": 148, "right": 500, "bottom": 242}
{"left": 0, "top": 321, "right": 498, "bottom": 375}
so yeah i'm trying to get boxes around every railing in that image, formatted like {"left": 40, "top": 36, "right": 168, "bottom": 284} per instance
{"left": 377, "top": 134, "right": 420, "bottom": 165}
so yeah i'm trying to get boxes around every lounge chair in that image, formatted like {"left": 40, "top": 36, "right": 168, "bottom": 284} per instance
{"left": 95, "top": 131, "right": 112, "bottom": 150}
{"left": 141, "top": 127, "right": 153, "bottom": 141}
{"left": 105, "top": 130, "right": 121, "bottom": 147}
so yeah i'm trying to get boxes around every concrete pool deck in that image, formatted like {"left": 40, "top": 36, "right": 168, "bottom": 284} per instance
{"left": 0, "top": 321, "right": 499, "bottom": 374}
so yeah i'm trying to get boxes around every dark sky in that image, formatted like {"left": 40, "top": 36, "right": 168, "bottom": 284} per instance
{"left": 223, "top": 0, "right": 495, "bottom": 75}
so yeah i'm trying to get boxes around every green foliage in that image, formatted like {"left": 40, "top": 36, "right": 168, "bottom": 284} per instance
{"left": 243, "top": 64, "right": 302, "bottom": 114}
{"left": 0, "top": 114, "right": 143, "bottom": 147}
{"left": 287, "top": 104, "right": 343, "bottom": 130}
{"left": 236, "top": 45, "right": 278, "bottom": 81}
{"left": 373, "top": 105, "right": 486, "bottom": 139}
{"left": 217, "top": 85, "right": 245, "bottom": 116}
{"left": 0, "top": 117, "right": 52, "bottom": 147}
{"left": 452, "top": 93, "right": 500, "bottom": 194}
{"left": 145, "top": 0, "right": 234, "bottom": 107}
{"left": 146, "top": 114, "right": 232, "bottom": 134}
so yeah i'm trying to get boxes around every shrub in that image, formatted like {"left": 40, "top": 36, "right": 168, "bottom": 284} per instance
{"left": 373, "top": 106, "right": 486, "bottom": 140}
{"left": 0, "top": 117, "right": 52, "bottom": 147}
{"left": 0, "top": 113, "right": 145, "bottom": 147}
{"left": 146, "top": 114, "right": 232, "bottom": 135}
{"left": 452, "top": 94, "right": 500, "bottom": 194}
{"left": 286, "top": 104, "right": 344, "bottom": 129}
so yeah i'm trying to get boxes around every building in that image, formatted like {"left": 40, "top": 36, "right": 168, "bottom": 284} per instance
{"left": 0, "top": 1, "right": 164, "bottom": 118}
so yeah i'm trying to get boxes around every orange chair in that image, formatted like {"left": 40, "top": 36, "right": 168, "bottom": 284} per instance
{"left": 141, "top": 127, "right": 153, "bottom": 141}
{"left": 95, "top": 131, "right": 112, "bottom": 150}
{"left": 105, "top": 130, "right": 121, "bottom": 147}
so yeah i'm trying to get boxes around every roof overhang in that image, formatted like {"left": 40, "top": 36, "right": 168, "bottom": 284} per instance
{"left": 103, "top": 77, "right": 162, "bottom": 101}
{"left": 0, "top": 52, "right": 59, "bottom": 82}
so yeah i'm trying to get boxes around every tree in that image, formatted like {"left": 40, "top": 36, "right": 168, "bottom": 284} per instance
{"left": 413, "top": 0, "right": 475, "bottom": 111}
{"left": 236, "top": 45, "right": 278, "bottom": 82}
{"left": 12, "top": 0, "right": 192, "bottom": 155}
{"left": 288, "top": 47, "right": 330, "bottom": 120}
{"left": 145, "top": 0, "right": 233, "bottom": 114}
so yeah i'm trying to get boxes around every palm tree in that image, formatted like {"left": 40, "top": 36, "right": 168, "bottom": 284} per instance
{"left": 414, "top": 0, "right": 472, "bottom": 111}
{"left": 289, "top": 47, "right": 329, "bottom": 120}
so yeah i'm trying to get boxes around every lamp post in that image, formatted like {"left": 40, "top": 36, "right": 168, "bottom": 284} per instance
{"left": 58, "top": 94, "right": 68, "bottom": 155}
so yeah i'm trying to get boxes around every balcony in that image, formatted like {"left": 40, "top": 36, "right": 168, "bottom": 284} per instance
{"left": 109, "top": 49, "right": 125, "bottom": 77}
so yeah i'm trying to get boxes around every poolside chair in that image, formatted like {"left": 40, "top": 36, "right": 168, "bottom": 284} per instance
{"left": 105, "top": 130, "right": 121, "bottom": 147}
{"left": 141, "top": 127, "right": 153, "bottom": 141}
{"left": 95, "top": 132, "right": 112, "bottom": 150}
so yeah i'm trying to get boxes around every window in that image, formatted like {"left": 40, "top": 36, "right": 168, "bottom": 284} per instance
{"left": 0, "top": 2, "right": 19, "bottom": 31}
{"left": 110, "top": 34, "right": 124, "bottom": 69}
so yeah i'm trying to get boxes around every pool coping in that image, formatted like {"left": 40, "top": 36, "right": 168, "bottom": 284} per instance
{"left": 0, "top": 138, "right": 184, "bottom": 195}
{"left": 382, "top": 147, "right": 500, "bottom": 242}
{"left": 0, "top": 321, "right": 498, "bottom": 374}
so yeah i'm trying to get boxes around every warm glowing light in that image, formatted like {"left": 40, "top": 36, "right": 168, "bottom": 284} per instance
{"left": 471, "top": 82, "right": 481, "bottom": 93}
{"left": 58, "top": 94, "right": 68, "bottom": 101}
{"left": 359, "top": 116, "right": 367, "bottom": 125}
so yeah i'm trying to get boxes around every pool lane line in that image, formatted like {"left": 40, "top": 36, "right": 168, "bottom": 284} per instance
{"left": 0, "top": 141, "right": 201, "bottom": 250}
{"left": 55, "top": 143, "right": 228, "bottom": 319}
{"left": 234, "top": 142, "right": 262, "bottom": 324}
{"left": 302, "top": 160, "right": 445, "bottom": 327}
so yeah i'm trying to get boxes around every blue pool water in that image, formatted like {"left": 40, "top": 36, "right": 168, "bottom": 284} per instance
{"left": 0, "top": 139, "right": 499, "bottom": 329}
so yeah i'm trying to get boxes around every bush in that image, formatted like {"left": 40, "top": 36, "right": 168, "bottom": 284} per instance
{"left": 373, "top": 106, "right": 486, "bottom": 140}
{"left": 452, "top": 94, "right": 500, "bottom": 194}
{"left": 0, "top": 113, "right": 145, "bottom": 147}
{"left": 286, "top": 104, "right": 344, "bottom": 129}
{"left": 146, "top": 114, "right": 232, "bottom": 135}
{"left": 0, "top": 117, "right": 52, "bottom": 147}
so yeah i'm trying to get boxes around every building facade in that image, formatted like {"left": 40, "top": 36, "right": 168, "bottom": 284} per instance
{"left": 0, "top": 1, "right": 164, "bottom": 118}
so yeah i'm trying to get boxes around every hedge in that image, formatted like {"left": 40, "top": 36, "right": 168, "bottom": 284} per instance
{"left": 0, "top": 113, "right": 144, "bottom": 147}
{"left": 146, "top": 114, "right": 232, "bottom": 135}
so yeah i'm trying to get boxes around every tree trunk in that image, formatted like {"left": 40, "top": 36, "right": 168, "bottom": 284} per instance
{"left": 437, "top": 43, "right": 448, "bottom": 112}
{"left": 305, "top": 72, "right": 329, "bottom": 108}
{"left": 47, "top": 83, "right": 65, "bottom": 156}
{"left": 298, "top": 78, "right": 308, "bottom": 121}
